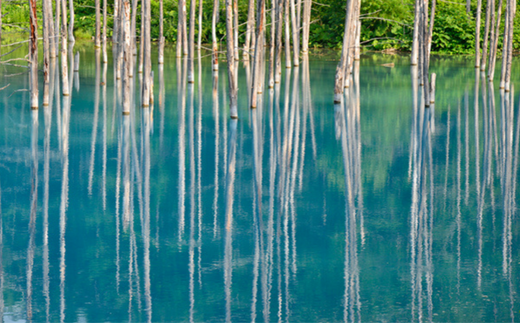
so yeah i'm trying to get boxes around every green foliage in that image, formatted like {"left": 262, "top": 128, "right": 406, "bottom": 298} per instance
{"left": 1, "top": 0, "right": 519, "bottom": 54}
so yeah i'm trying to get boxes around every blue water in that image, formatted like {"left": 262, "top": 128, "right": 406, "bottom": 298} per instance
{"left": 0, "top": 43, "right": 519, "bottom": 322}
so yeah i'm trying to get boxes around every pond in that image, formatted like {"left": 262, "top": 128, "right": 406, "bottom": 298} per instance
{"left": 0, "top": 43, "right": 519, "bottom": 322}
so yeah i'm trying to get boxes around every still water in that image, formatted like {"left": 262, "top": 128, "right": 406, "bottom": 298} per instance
{"left": 0, "top": 43, "right": 519, "bottom": 322}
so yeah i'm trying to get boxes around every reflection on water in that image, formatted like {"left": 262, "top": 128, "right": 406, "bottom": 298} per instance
{"left": 0, "top": 46, "right": 520, "bottom": 322}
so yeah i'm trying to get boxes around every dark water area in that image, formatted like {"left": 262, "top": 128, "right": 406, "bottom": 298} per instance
{"left": 0, "top": 42, "right": 519, "bottom": 322}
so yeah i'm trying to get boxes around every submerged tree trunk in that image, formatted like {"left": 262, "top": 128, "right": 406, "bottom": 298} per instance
{"left": 159, "top": 0, "right": 165, "bottom": 63}
{"left": 290, "top": 0, "right": 299, "bottom": 66}
{"left": 301, "top": 0, "right": 312, "bottom": 54}
{"left": 275, "top": 0, "right": 283, "bottom": 81}
{"left": 284, "top": 0, "right": 291, "bottom": 68}
{"left": 42, "top": 0, "right": 51, "bottom": 105}
{"left": 102, "top": 0, "right": 107, "bottom": 62}
{"left": 142, "top": 0, "right": 152, "bottom": 106}
{"left": 480, "top": 0, "right": 492, "bottom": 70}
{"left": 29, "top": 0, "right": 38, "bottom": 109}
{"left": 475, "top": 0, "right": 482, "bottom": 67}
{"left": 244, "top": 0, "right": 256, "bottom": 60}
{"left": 225, "top": 0, "right": 238, "bottom": 118}
{"left": 123, "top": 0, "right": 132, "bottom": 114}
{"left": 61, "top": 1, "right": 70, "bottom": 96}
{"left": 212, "top": 0, "right": 220, "bottom": 70}
{"left": 503, "top": 0, "right": 515, "bottom": 91}
{"left": 233, "top": 0, "right": 239, "bottom": 60}
{"left": 251, "top": 0, "right": 266, "bottom": 107}
{"left": 68, "top": 0, "right": 75, "bottom": 42}
{"left": 333, "top": 0, "right": 356, "bottom": 102}
{"left": 411, "top": 0, "right": 420, "bottom": 65}
{"left": 95, "top": 0, "right": 101, "bottom": 48}
{"left": 488, "top": 0, "right": 502, "bottom": 81}
{"left": 198, "top": 0, "right": 202, "bottom": 49}
{"left": 188, "top": 0, "right": 196, "bottom": 82}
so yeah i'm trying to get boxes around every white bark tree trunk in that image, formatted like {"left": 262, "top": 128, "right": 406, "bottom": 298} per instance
{"left": 225, "top": 0, "right": 238, "bottom": 118}
{"left": 29, "top": 0, "right": 38, "bottom": 109}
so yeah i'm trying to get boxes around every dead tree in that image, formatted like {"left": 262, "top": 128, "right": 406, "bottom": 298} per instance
{"left": 29, "top": 0, "right": 38, "bottom": 109}
{"left": 212, "top": 0, "right": 220, "bottom": 70}
{"left": 95, "top": 0, "right": 101, "bottom": 47}
{"left": 159, "top": 0, "right": 165, "bottom": 64}
{"left": 251, "top": 0, "right": 266, "bottom": 107}
{"left": 480, "top": 0, "right": 492, "bottom": 70}
{"left": 68, "top": 0, "right": 75, "bottom": 42}
{"left": 301, "top": 0, "right": 312, "bottom": 54}
{"left": 103, "top": 0, "right": 107, "bottom": 62}
{"left": 123, "top": 0, "right": 132, "bottom": 114}
{"left": 488, "top": 0, "right": 502, "bottom": 81}
{"left": 188, "top": 0, "right": 196, "bottom": 82}
{"left": 142, "top": 0, "right": 152, "bottom": 107}
{"left": 244, "top": 0, "right": 256, "bottom": 61}
{"left": 475, "top": 0, "right": 482, "bottom": 67}
{"left": 225, "top": 0, "right": 238, "bottom": 118}
{"left": 333, "top": 0, "right": 358, "bottom": 103}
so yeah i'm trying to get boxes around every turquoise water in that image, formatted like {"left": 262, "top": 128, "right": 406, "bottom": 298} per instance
{"left": 0, "top": 44, "right": 519, "bottom": 322}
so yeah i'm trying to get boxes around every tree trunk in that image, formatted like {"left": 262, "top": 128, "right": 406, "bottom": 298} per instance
{"left": 233, "top": 0, "right": 239, "bottom": 60}
{"left": 275, "top": 0, "right": 283, "bottom": 81}
{"left": 475, "top": 0, "right": 482, "bottom": 67}
{"left": 284, "top": 0, "right": 291, "bottom": 68}
{"left": 43, "top": 0, "right": 50, "bottom": 106}
{"left": 499, "top": 0, "right": 509, "bottom": 89}
{"left": 177, "top": 0, "right": 185, "bottom": 57}
{"left": 480, "top": 0, "right": 491, "bottom": 70}
{"left": 95, "top": 0, "right": 101, "bottom": 48}
{"left": 68, "top": 0, "right": 75, "bottom": 42}
{"left": 61, "top": 0, "right": 68, "bottom": 41}
{"left": 268, "top": 0, "right": 276, "bottom": 88}
{"left": 103, "top": 0, "right": 107, "bottom": 62}
{"left": 411, "top": 0, "right": 420, "bottom": 65}
{"left": 244, "top": 0, "right": 256, "bottom": 60}
{"left": 503, "top": 0, "right": 515, "bottom": 91}
{"left": 290, "top": 0, "right": 299, "bottom": 66}
{"left": 198, "top": 0, "right": 202, "bottom": 49}
{"left": 188, "top": 0, "right": 196, "bottom": 82}
{"left": 123, "top": 0, "right": 132, "bottom": 114}
{"left": 142, "top": 0, "right": 152, "bottom": 107}
{"left": 29, "top": 0, "right": 38, "bottom": 109}
{"left": 61, "top": 2, "right": 70, "bottom": 96}
{"left": 159, "top": 0, "right": 165, "bottom": 63}
{"left": 212, "top": 0, "right": 220, "bottom": 70}
{"left": 333, "top": 0, "right": 355, "bottom": 102}
{"left": 251, "top": 0, "right": 266, "bottom": 107}
{"left": 488, "top": 0, "right": 502, "bottom": 81}
{"left": 225, "top": 0, "right": 238, "bottom": 118}
{"left": 55, "top": 0, "right": 61, "bottom": 53}
{"left": 301, "top": 0, "right": 311, "bottom": 54}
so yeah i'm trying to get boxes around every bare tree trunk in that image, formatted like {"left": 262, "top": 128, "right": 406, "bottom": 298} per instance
{"left": 198, "top": 0, "right": 203, "bottom": 49}
{"left": 268, "top": 0, "right": 276, "bottom": 87}
{"left": 475, "top": 0, "right": 482, "bottom": 67}
{"left": 481, "top": 0, "right": 492, "bottom": 70}
{"left": 142, "top": 0, "right": 152, "bottom": 107}
{"left": 61, "top": 1, "right": 70, "bottom": 96}
{"left": 139, "top": 0, "right": 144, "bottom": 73}
{"left": 233, "top": 0, "right": 239, "bottom": 60}
{"left": 113, "top": 0, "right": 120, "bottom": 48}
{"left": 212, "top": 0, "right": 220, "bottom": 70}
{"left": 244, "top": 0, "right": 256, "bottom": 60}
{"left": 45, "top": 0, "right": 55, "bottom": 58}
{"left": 503, "top": 0, "right": 515, "bottom": 91}
{"left": 466, "top": 0, "right": 471, "bottom": 15}
{"left": 0, "top": 0, "right": 2, "bottom": 50}
{"left": 95, "top": 0, "right": 101, "bottom": 48}
{"left": 188, "top": 0, "right": 196, "bottom": 82}
{"left": 225, "top": 0, "right": 238, "bottom": 118}
{"left": 131, "top": 0, "right": 137, "bottom": 56}
{"left": 55, "top": 0, "right": 61, "bottom": 54}
{"left": 275, "top": 0, "right": 283, "bottom": 81}
{"left": 178, "top": 0, "right": 185, "bottom": 57}
{"left": 251, "top": 0, "right": 266, "bottom": 107}
{"left": 301, "top": 0, "right": 311, "bottom": 54}
{"left": 68, "top": 0, "right": 75, "bottom": 42}
{"left": 103, "top": 0, "right": 108, "bottom": 62}
{"left": 123, "top": 0, "right": 132, "bottom": 114}
{"left": 290, "top": 0, "right": 299, "bottom": 66}
{"left": 333, "top": 0, "right": 355, "bottom": 102}
{"left": 159, "top": 0, "right": 165, "bottom": 63}
{"left": 43, "top": 0, "right": 51, "bottom": 106}
{"left": 29, "top": 0, "right": 38, "bottom": 109}
{"left": 284, "top": 0, "right": 291, "bottom": 68}
{"left": 499, "top": 0, "right": 509, "bottom": 89}
{"left": 411, "top": 0, "right": 420, "bottom": 65}
{"left": 488, "top": 0, "right": 502, "bottom": 81}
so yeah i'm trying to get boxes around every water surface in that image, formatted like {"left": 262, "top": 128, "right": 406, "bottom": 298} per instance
{"left": 0, "top": 44, "right": 519, "bottom": 322}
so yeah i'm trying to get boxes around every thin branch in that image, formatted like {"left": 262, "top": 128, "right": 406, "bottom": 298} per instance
{"left": 0, "top": 84, "right": 10, "bottom": 91}
{"left": 360, "top": 36, "right": 403, "bottom": 45}
{"left": 0, "top": 45, "right": 22, "bottom": 57}
{"left": 2, "top": 23, "right": 29, "bottom": 32}
{"left": 8, "top": 88, "right": 28, "bottom": 98}
{"left": 360, "top": 16, "right": 411, "bottom": 26}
